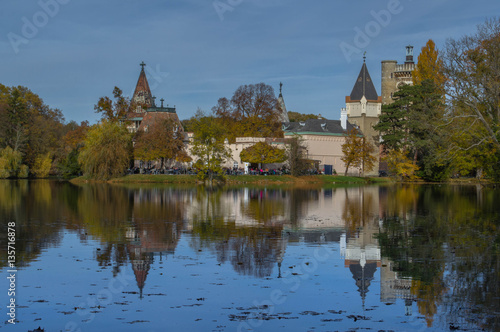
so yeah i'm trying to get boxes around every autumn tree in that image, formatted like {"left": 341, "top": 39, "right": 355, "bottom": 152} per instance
{"left": 78, "top": 121, "right": 133, "bottom": 180}
{"left": 442, "top": 17, "right": 500, "bottom": 179}
{"left": 57, "top": 121, "right": 89, "bottom": 178}
{"left": 0, "top": 84, "right": 65, "bottom": 176}
{"left": 0, "top": 147, "right": 28, "bottom": 178}
{"left": 239, "top": 142, "right": 286, "bottom": 168}
{"left": 383, "top": 149, "right": 420, "bottom": 180}
{"left": 134, "top": 117, "right": 189, "bottom": 169}
{"left": 189, "top": 110, "right": 231, "bottom": 182}
{"left": 413, "top": 39, "right": 446, "bottom": 91}
{"left": 212, "top": 83, "right": 284, "bottom": 141}
{"left": 341, "top": 129, "right": 376, "bottom": 176}
{"left": 288, "top": 111, "right": 322, "bottom": 122}
{"left": 94, "top": 87, "right": 135, "bottom": 122}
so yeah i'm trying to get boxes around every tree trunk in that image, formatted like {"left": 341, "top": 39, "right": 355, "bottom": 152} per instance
{"left": 344, "top": 163, "right": 350, "bottom": 176}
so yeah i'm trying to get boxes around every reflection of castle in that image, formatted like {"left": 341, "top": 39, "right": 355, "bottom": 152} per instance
{"left": 120, "top": 186, "right": 416, "bottom": 312}
{"left": 340, "top": 219, "right": 414, "bottom": 314}
{"left": 126, "top": 219, "right": 181, "bottom": 298}
{"left": 340, "top": 220, "right": 381, "bottom": 308}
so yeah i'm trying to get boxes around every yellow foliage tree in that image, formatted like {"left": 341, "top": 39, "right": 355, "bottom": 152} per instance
{"left": 78, "top": 121, "right": 132, "bottom": 180}
{"left": 413, "top": 39, "right": 446, "bottom": 91}
{"left": 239, "top": 142, "right": 286, "bottom": 167}
{"left": 32, "top": 153, "right": 52, "bottom": 178}
{"left": 0, "top": 147, "right": 28, "bottom": 178}
{"left": 341, "top": 129, "right": 376, "bottom": 176}
{"left": 384, "top": 149, "right": 420, "bottom": 180}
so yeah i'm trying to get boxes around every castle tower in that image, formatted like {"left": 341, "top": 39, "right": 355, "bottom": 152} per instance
{"left": 133, "top": 61, "right": 153, "bottom": 110}
{"left": 345, "top": 56, "right": 382, "bottom": 176}
{"left": 381, "top": 46, "right": 416, "bottom": 105}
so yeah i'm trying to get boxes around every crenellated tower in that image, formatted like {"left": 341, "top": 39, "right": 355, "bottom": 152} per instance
{"left": 381, "top": 46, "right": 416, "bottom": 105}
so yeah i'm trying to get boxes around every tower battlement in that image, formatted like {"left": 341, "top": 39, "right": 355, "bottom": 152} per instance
{"left": 381, "top": 47, "right": 416, "bottom": 105}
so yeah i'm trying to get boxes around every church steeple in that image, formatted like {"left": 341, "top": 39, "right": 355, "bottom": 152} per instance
{"left": 133, "top": 61, "right": 153, "bottom": 109}
{"left": 277, "top": 82, "right": 290, "bottom": 123}
{"left": 349, "top": 57, "right": 379, "bottom": 101}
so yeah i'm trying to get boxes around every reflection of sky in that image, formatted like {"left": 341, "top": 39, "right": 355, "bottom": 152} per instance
{"left": 1, "top": 230, "right": 428, "bottom": 332}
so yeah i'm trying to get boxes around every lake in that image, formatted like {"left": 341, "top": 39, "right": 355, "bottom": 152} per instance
{"left": 0, "top": 180, "right": 498, "bottom": 331}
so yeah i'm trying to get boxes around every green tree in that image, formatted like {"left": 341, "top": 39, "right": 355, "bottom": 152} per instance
{"left": 190, "top": 110, "right": 231, "bottom": 182}
{"left": 286, "top": 135, "right": 308, "bottom": 176}
{"left": 58, "top": 148, "right": 82, "bottom": 178}
{"left": 78, "top": 121, "right": 132, "bottom": 180}
{"left": 374, "top": 80, "right": 447, "bottom": 181}
{"left": 134, "top": 117, "right": 189, "bottom": 169}
{"left": 240, "top": 142, "right": 286, "bottom": 168}
{"left": 341, "top": 129, "right": 376, "bottom": 176}
{"left": 56, "top": 121, "right": 89, "bottom": 178}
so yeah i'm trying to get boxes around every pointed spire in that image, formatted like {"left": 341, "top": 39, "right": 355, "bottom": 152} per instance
{"left": 277, "top": 82, "right": 289, "bottom": 123}
{"left": 133, "top": 62, "right": 153, "bottom": 108}
{"left": 349, "top": 57, "right": 379, "bottom": 101}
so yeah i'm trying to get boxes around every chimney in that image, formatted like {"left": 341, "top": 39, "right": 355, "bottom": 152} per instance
{"left": 341, "top": 108, "right": 347, "bottom": 130}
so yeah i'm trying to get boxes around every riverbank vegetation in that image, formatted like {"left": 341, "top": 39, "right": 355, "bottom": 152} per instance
{"left": 70, "top": 174, "right": 392, "bottom": 186}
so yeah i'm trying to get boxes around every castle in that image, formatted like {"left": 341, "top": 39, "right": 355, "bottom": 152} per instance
{"left": 127, "top": 46, "right": 416, "bottom": 175}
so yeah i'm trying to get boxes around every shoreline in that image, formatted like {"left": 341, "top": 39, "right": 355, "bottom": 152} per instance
{"left": 70, "top": 174, "right": 393, "bottom": 186}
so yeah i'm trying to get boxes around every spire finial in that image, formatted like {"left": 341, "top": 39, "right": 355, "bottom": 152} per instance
{"left": 140, "top": 61, "right": 146, "bottom": 70}
{"left": 363, "top": 51, "right": 366, "bottom": 63}
{"left": 280, "top": 82, "right": 283, "bottom": 94}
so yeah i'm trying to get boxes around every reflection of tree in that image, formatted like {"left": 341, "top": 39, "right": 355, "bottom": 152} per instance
{"left": 0, "top": 180, "right": 65, "bottom": 268}
{"left": 71, "top": 184, "right": 188, "bottom": 277}
{"left": 378, "top": 184, "right": 500, "bottom": 331}
{"left": 377, "top": 214, "right": 447, "bottom": 326}
{"left": 443, "top": 207, "right": 500, "bottom": 331}
{"left": 189, "top": 187, "right": 286, "bottom": 278}
{"left": 288, "top": 187, "right": 318, "bottom": 227}
{"left": 342, "top": 187, "right": 376, "bottom": 235}
{"left": 411, "top": 278, "right": 447, "bottom": 327}
{"left": 240, "top": 188, "right": 286, "bottom": 224}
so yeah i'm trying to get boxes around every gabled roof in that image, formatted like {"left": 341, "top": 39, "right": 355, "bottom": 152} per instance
{"left": 282, "top": 119, "right": 356, "bottom": 136}
{"left": 349, "top": 62, "right": 379, "bottom": 101}
{"left": 138, "top": 112, "right": 182, "bottom": 132}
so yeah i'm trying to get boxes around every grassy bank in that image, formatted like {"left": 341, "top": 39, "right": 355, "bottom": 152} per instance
{"left": 71, "top": 174, "right": 392, "bottom": 186}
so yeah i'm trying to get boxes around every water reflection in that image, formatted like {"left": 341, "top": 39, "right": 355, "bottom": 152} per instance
{"left": 0, "top": 181, "right": 498, "bottom": 331}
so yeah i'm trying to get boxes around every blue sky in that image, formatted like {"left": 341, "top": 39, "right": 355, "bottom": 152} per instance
{"left": 0, "top": 0, "right": 496, "bottom": 124}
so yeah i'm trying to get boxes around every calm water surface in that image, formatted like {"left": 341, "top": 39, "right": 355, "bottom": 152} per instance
{"left": 0, "top": 180, "right": 498, "bottom": 331}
